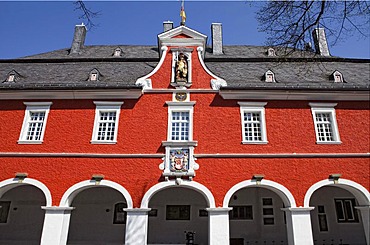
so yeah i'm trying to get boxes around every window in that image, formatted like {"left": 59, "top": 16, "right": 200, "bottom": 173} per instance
{"left": 91, "top": 101, "right": 123, "bottom": 144}
{"left": 0, "top": 201, "right": 11, "bottom": 223}
{"left": 89, "top": 69, "right": 100, "bottom": 81}
{"left": 113, "top": 47, "right": 122, "bottom": 57}
{"left": 166, "top": 205, "right": 190, "bottom": 220}
{"left": 230, "top": 206, "right": 253, "bottom": 220}
{"left": 335, "top": 199, "right": 359, "bottom": 223}
{"left": 113, "top": 202, "right": 127, "bottom": 224}
{"left": 309, "top": 103, "right": 341, "bottom": 144}
{"left": 18, "top": 102, "right": 52, "bottom": 144}
{"left": 317, "top": 205, "right": 328, "bottom": 232}
{"left": 167, "top": 102, "right": 195, "bottom": 142}
{"left": 262, "top": 198, "right": 274, "bottom": 225}
{"left": 264, "top": 70, "right": 276, "bottom": 82}
{"left": 238, "top": 102, "right": 268, "bottom": 144}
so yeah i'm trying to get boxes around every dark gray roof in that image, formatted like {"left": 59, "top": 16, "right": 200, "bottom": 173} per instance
{"left": 1, "top": 45, "right": 369, "bottom": 91}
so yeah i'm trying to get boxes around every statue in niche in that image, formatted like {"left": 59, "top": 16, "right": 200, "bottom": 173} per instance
{"left": 175, "top": 53, "right": 188, "bottom": 83}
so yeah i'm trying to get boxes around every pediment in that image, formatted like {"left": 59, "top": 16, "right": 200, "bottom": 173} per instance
{"left": 158, "top": 26, "right": 207, "bottom": 58}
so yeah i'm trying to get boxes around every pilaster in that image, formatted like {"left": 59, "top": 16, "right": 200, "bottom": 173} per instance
{"left": 124, "top": 208, "right": 151, "bottom": 245}
{"left": 207, "top": 207, "right": 232, "bottom": 245}
{"left": 40, "top": 206, "right": 75, "bottom": 245}
{"left": 283, "top": 207, "right": 314, "bottom": 245}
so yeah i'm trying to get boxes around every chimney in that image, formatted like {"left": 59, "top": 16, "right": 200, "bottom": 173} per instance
{"left": 70, "top": 23, "right": 87, "bottom": 54}
{"left": 312, "top": 28, "right": 330, "bottom": 56}
{"left": 163, "top": 21, "right": 173, "bottom": 32}
{"left": 211, "top": 23, "right": 223, "bottom": 55}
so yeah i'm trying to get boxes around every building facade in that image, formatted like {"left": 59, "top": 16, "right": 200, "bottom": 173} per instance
{"left": 0, "top": 22, "right": 369, "bottom": 245}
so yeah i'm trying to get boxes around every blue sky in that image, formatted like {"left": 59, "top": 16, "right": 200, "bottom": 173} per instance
{"left": 0, "top": 1, "right": 369, "bottom": 59}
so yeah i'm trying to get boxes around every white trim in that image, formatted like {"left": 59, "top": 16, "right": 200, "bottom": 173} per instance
{"left": 59, "top": 179, "right": 133, "bottom": 208}
{"left": 91, "top": 101, "right": 123, "bottom": 144}
{"left": 136, "top": 46, "right": 168, "bottom": 89}
{"left": 197, "top": 47, "right": 227, "bottom": 90}
{"left": 171, "top": 50, "right": 192, "bottom": 86}
{"left": 238, "top": 102, "right": 268, "bottom": 144}
{"left": 304, "top": 178, "right": 370, "bottom": 207}
{"left": 220, "top": 90, "right": 370, "bottom": 101}
{"left": 223, "top": 179, "right": 297, "bottom": 208}
{"left": 309, "top": 103, "right": 341, "bottom": 144}
{"left": 140, "top": 180, "right": 216, "bottom": 208}
{"left": 18, "top": 102, "right": 52, "bottom": 144}
{"left": 0, "top": 90, "right": 142, "bottom": 100}
{"left": 157, "top": 26, "right": 207, "bottom": 58}
{"left": 0, "top": 177, "right": 52, "bottom": 206}
{"left": 166, "top": 101, "right": 195, "bottom": 142}
{"left": 0, "top": 152, "right": 368, "bottom": 158}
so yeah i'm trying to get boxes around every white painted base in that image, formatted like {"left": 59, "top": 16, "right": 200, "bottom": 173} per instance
{"left": 207, "top": 208, "right": 232, "bottom": 245}
{"left": 283, "top": 207, "right": 314, "bottom": 245}
{"left": 124, "top": 208, "right": 151, "bottom": 245}
{"left": 40, "top": 206, "right": 74, "bottom": 245}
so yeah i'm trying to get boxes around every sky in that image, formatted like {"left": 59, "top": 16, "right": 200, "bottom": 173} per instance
{"left": 0, "top": 1, "right": 369, "bottom": 59}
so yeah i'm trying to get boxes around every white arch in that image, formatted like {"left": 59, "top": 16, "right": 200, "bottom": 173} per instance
{"left": 223, "top": 179, "right": 297, "bottom": 208}
{"left": 59, "top": 179, "right": 133, "bottom": 208}
{"left": 304, "top": 178, "right": 370, "bottom": 207}
{"left": 140, "top": 180, "right": 216, "bottom": 208}
{"left": 0, "top": 177, "right": 52, "bottom": 206}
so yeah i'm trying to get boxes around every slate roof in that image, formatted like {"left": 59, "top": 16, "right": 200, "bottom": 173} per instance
{"left": 1, "top": 45, "right": 369, "bottom": 91}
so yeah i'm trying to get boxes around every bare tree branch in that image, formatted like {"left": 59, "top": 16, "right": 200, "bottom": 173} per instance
{"left": 256, "top": 0, "right": 370, "bottom": 54}
{"left": 74, "top": 1, "right": 100, "bottom": 30}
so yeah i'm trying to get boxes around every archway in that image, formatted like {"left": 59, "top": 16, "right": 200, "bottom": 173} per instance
{"left": 0, "top": 178, "right": 50, "bottom": 245}
{"left": 142, "top": 180, "right": 215, "bottom": 245}
{"left": 223, "top": 179, "right": 296, "bottom": 245}
{"left": 60, "top": 180, "right": 133, "bottom": 245}
{"left": 305, "top": 179, "right": 369, "bottom": 245}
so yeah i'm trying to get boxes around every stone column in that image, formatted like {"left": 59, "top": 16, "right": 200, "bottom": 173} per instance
{"left": 283, "top": 207, "right": 314, "bottom": 245}
{"left": 207, "top": 207, "right": 232, "bottom": 245}
{"left": 124, "top": 208, "right": 151, "bottom": 245}
{"left": 40, "top": 206, "right": 75, "bottom": 245}
{"left": 355, "top": 206, "right": 370, "bottom": 245}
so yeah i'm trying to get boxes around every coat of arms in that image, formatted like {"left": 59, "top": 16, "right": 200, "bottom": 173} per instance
{"left": 170, "top": 149, "right": 189, "bottom": 172}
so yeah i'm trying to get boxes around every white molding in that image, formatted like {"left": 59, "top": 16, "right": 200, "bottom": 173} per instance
{"left": 166, "top": 101, "right": 195, "bottom": 141}
{"left": 171, "top": 50, "right": 192, "bottom": 86}
{"left": 59, "top": 179, "right": 133, "bottom": 208}
{"left": 303, "top": 178, "right": 370, "bottom": 207}
{"left": 91, "top": 101, "right": 123, "bottom": 143}
{"left": 140, "top": 180, "right": 216, "bottom": 208}
{"left": 309, "top": 103, "right": 341, "bottom": 144}
{"left": 0, "top": 178, "right": 52, "bottom": 206}
{"left": 197, "top": 47, "right": 227, "bottom": 90}
{"left": 239, "top": 101, "right": 268, "bottom": 144}
{"left": 157, "top": 26, "right": 207, "bottom": 58}
{"left": 220, "top": 90, "right": 370, "bottom": 101}
{"left": 136, "top": 46, "right": 168, "bottom": 89}
{"left": 0, "top": 90, "right": 142, "bottom": 100}
{"left": 0, "top": 152, "right": 368, "bottom": 158}
{"left": 18, "top": 102, "right": 52, "bottom": 144}
{"left": 223, "top": 179, "right": 297, "bottom": 208}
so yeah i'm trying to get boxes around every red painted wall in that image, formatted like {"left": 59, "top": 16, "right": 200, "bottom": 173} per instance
{"left": 0, "top": 43, "right": 369, "bottom": 208}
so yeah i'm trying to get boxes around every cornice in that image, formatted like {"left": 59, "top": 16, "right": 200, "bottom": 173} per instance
{"left": 0, "top": 89, "right": 142, "bottom": 100}
{"left": 220, "top": 90, "right": 370, "bottom": 101}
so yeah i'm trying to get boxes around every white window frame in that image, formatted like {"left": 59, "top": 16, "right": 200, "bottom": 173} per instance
{"left": 238, "top": 102, "right": 268, "bottom": 144}
{"left": 166, "top": 101, "right": 195, "bottom": 142}
{"left": 91, "top": 101, "right": 123, "bottom": 144}
{"left": 309, "top": 103, "right": 341, "bottom": 144}
{"left": 18, "top": 102, "right": 52, "bottom": 144}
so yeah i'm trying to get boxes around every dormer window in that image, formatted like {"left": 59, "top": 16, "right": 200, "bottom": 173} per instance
{"left": 264, "top": 70, "right": 276, "bottom": 83}
{"left": 332, "top": 70, "right": 344, "bottom": 83}
{"left": 4, "top": 70, "right": 19, "bottom": 83}
{"left": 89, "top": 69, "right": 100, "bottom": 81}
{"left": 7, "top": 74, "right": 15, "bottom": 82}
{"left": 267, "top": 48, "right": 276, "bottom": 57}
{"left": 113, "top": 48, "right": 122, "bottom": 57}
